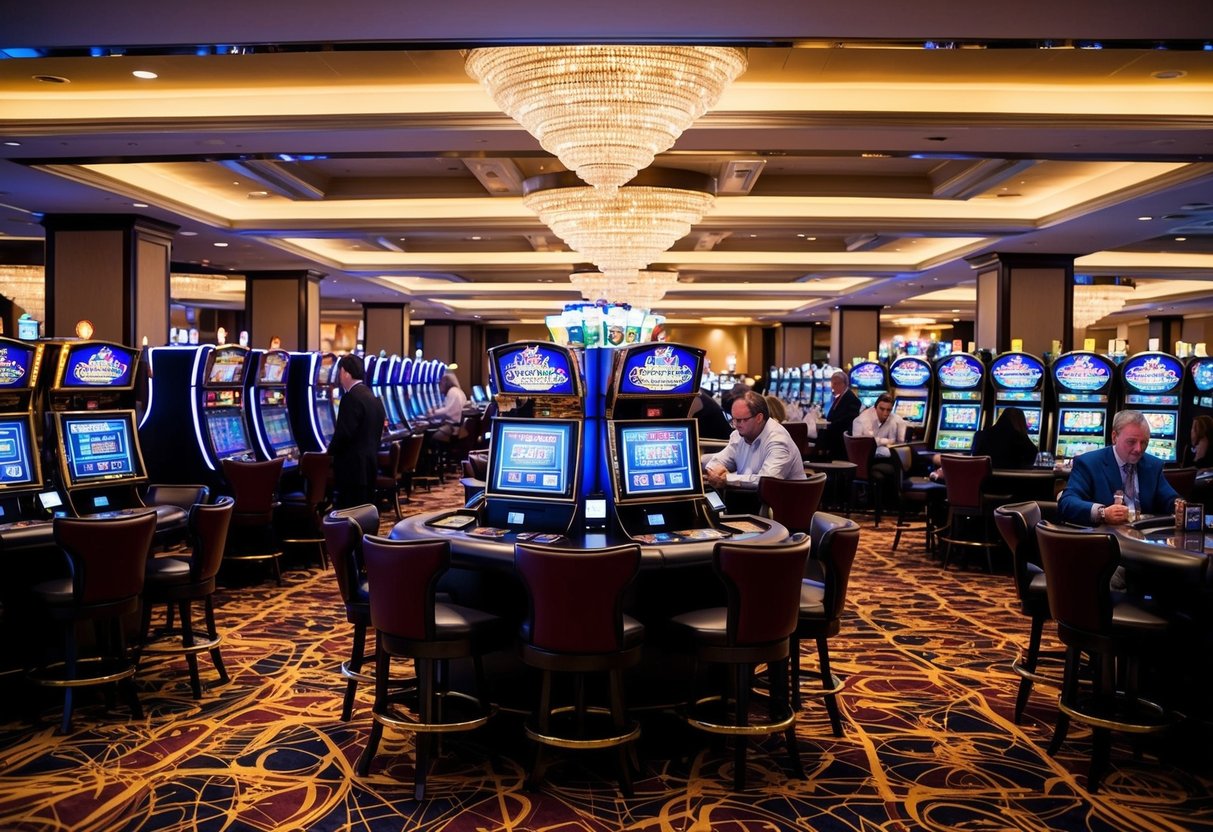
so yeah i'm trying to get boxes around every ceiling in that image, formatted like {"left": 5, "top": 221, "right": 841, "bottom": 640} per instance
{"left": 2, "top": 3, "right": 1213, "bottom": 330}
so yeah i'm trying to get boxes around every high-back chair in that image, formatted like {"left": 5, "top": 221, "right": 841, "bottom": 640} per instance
{"left": 843, "top": 433, "right": 881, "bottom": 523}
{"left": 1162, "top": 466, "right": 1197, "bottom": 502}
{"left": 221, "top": 457, "right": 286, "bottom": 585}
{"left": 357, "top": 536, "right": 508, "bottom": 800}
{"left": 1035, "top": 523, "right": 1171, "bottom": 792}
{"left": 320, "top": 504, "right": 380, "bottom": 721}
{"left": 374, "top": 440, "right": 403, "bottom": 520}
{"left": 143, "top": 483, "right": 210, "bottom": 549}
{"left": 396, "top": 432, "right": 426, "bottom": 502}
{"left": 938, "top": 453, "right": 997, "bottom": 572}
{"left": 277, "top": 452, "right": 332, "bottom": 569}
{"left": 783, "top": 420, "right": 813, "bottom": 461}
{"left": 667, "top": 535, "right": 811, "bottom": 791}
{"left": 888, "top": 443, "right": 945, "bottom": 553}
{"left": 794, "top": 513, "right": 860, "bottom": 733}
{"left": 758, "top": 473, "right": 827, "bottom": 535}
{"left": 139, "top": 496, "right": 236, "bottom": 699}
{"left": 514, "top": 542, "right": 644, "bottom": 796}
{"left": 30, "top": 510, "right": 158, "bottom": 733}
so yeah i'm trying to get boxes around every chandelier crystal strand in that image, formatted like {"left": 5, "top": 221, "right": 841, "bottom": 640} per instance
{"left": 466, "top": 45, "right": 746, "bottom": 190}
{"left": 1072, "top": 281, "right": 1136, "bottom": 330}
{"left": 570, "top": 269, "right": 679, "bottom": 308}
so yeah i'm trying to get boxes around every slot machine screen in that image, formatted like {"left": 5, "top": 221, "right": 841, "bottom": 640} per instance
{"left": 317, "top": 356, "right": 335, "bottom": 385}
{"left": 0, "top": 416, "right": 37, "bottom": 489}
{"left": 316, "top": 405, "right": 335, "bottom": 441}
{"left": 206, "top": 349, "right": 248, "bottom": 386}
{"left": 59, "top": 413, "right": 143, "bottom": 485}
{"left": 1055, "top": 408, "right": 1107, "bottom": 458}
{"left": 259, "top": 352, "right": 288, "bottom": 384}
{"left": 995, "top": 405, "right": 1043, "bottom": 440}
{"left": 487, "top": 418, "right": 580, "bottom": 501}
{"left": 60, "top": 343, "right": 136, "bottom": 388}
{"left": 613, "top": 419, "right": 702, "bottom": 501}
{"left": 205, "top": 410, "right": 252, "bottom": 458}
{"left": 1141, "top": 410, "right": 1178, "bottom": 462}
{"left": 0, "top": 341, "right": 38, "bottom": 389}
{"left": 263, "top": 409, "right": 295, "bottom": 450}
{"left": 383, "top": 391, "right": 404, "bottom": 430}
{"left": 893, "top": 399, "right": 927, "bottom": 425}
{"left": 934, "top": 403, "right": 980, "bottom": 450}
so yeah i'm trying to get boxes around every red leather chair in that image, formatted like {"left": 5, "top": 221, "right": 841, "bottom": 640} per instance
{"left": 320, "top": 504, "right": 380, "bottom": 721}
{"left": 843, "top": 433, "right": 882, "bottom": 525}
{"left": 758, "top": 473, "right": 827, "bottom": 536}
{"left": 374, "top": 441, "right": 403, "bottom": 520}
{"left": 938, "top": 454, "right": 997, "bottom": 572}
{"left": 221, "top": 457, "right": 286, "bottom": 585}
{"left": 277, "top": 452, "right": 332, "bottom": 569}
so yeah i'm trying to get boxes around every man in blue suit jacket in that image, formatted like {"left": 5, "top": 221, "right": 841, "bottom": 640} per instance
{"left": 1058, "top": 409, "right": 1180, "bottom": 526}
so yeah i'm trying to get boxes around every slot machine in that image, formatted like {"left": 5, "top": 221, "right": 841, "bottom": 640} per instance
{"left": 768, "top": 366, "right": 782, "bottom": 398}
{"left": 888, "top": 355, "right": 933, "bottom": 437}
{"left": 287, "top": 351, "right": 337, "bottom": 453}
{"left": 372, "top": 354, "right": 409, "bottom": 440}
{"left": 1119, "top": 350, "right": 1185, "bottom": 464}
{"left": 786, "top": 367, "right": 802, "bottom": 404}
{"left": 814, "top": 364, "right": 838, "bottom": 414}
{"left": 0, "top": 336, "right": 51, "bottom": 544}
{"left": 1187, "top": 356, "right": 1213, "bottom": 414}
{"left": 848, "top": 360, "right": 888, "bottom": 410}
{"left": 930, "top": 353, "right": 986, "bottom": 452}
{"left": 246, "top": 348, "right": 300, "bottom": 467}
{"left": 988, "top": 351, "right": 1048, "bottom": 448}
{"left": 391, "top": 358, "right": 413, "bottom": 425}
{"left": 1048, "top": 350, "right": 1116, "bottom": 459}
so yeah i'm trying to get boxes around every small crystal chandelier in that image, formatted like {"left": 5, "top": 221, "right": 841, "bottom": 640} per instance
{"left": 524, "top": 169, "right": 715, "bottom": 281}
{"left": 1072, "top": 276, "right": 1136, "bottom": 330}
{"left": 569, "top": 268, "right": 679, "bottom": 309}
{"left": 466, "top": 45, "right": 746, "bottom": 191}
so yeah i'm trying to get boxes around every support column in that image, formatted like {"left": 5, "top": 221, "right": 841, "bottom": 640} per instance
{"left": 43, "top": 214, "right": 177, "bottom": 345}
{"left": 830, "top": 306, "right": 881, "bottom": 368}
{"left": 1148, "top": 315, "right": 1183, "bottom": 354}
{"left": 363, "top": 303, "right": 411, "bottom": 360}
{"left": 421, "top": 320, "right": 486, "bottom": 390}
{"left": 245, "top": 270, "right": 324, "bottom": 351}
{"left": 969, "top": 253, "right": 1075, "bottom": 356}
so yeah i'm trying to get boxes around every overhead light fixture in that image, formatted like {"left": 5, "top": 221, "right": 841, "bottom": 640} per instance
{"left": 891, "top": 316, "right": 937, "bottom": 327}
{"left": 524, "top": 169, "right": 715, "bottom": 280}
{"left": 466, "top": 45, "right": 746, "bottom": 191}
{"left": 1072, "top": 276, "right": 1135, "bottom": 330}
{"left": 569, "top": 268, "right": 679, "bottom": 309}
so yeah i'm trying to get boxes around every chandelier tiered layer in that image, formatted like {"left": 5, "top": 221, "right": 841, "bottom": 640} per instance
{"left": 524, "top": 169, "right": 715, "bottom": 282}
{"left": 1073, "top": 277, "right": 1136, "bottom": 330}
{"left": 466, "top": 45, "right": 746, "bottom": 191}
{"left": 570, "top": 269, "right": 680, "bottom": 308}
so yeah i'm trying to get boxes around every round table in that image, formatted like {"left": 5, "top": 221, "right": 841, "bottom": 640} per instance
{"left": 804, "top": 460, "right": 857, "bottom": 513}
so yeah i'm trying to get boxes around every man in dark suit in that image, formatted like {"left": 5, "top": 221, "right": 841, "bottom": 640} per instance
{"left": 1058, "top": 409, "right": 1179, "bottom": 526}
{"left": 821, "top": 370, "right": 861, "bottom": 460}
{"left": 328, "top": 354, "right": 386, "bottom": 509}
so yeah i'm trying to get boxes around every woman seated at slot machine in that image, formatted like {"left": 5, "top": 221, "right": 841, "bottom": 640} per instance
{"left": 970, "top": 406, "right": 1039, "bottom": 470}
{"left": 427, "top": 372, "right": 469, "bottom": 443}
{"left": 1187, "top": 414, "right": 1213, "bottom": 469}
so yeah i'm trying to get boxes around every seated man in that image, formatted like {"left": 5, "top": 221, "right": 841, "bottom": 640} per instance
{"left": 1058, "top": 409, "right": 1180, "bottom": 526}
{"left": 851, "top": 392, "right": 906, "bottom": 506}
{"left": 703, "top": 390, "right": 806, "bottom": 510}
{"left": 819, "top": 370, "right": 861, "bottom": 460}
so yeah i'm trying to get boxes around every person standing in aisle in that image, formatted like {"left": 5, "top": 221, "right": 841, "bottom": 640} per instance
{"left": 329, "top": 354, "right": 386, "bottom": 509}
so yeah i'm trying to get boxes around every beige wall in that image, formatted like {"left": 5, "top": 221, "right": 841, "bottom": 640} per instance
{"left": 51, "top": 230, "right": 124, "bottom": 339}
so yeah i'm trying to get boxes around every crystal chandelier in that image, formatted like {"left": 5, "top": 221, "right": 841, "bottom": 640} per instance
{"left": 524, "top": 169, "right": 715, "bottom": 280}
{"left": 569, "top": 268, "right": 679, "bottom": 309}
{"left": 466, "top": 45, "right": 746, "bottom": 191}
{"left": 1072, "top": 277, "right": 1136, "bottom": 330}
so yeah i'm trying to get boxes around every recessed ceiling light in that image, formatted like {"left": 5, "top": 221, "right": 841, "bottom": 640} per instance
{"left": 469, "top": 236, "right": 482, "bottom": 241}
{"left": 1175, "top": 237, "right": 1187, "bottom": 241}
{"left": 1137, "top": 216, "right": 1154, "bottom": 221}
{"left": 213, "top": 242, "right": 229, "bottom": 247}
{"left": 951, "top": 308, "right": 960, "bottom": 313}
{"left": 351, "top": 298, "right": 357, "bottom": 303}
{"left": 180, "top": 230, "right": 198, "bottom": 236}
{"left": 3, "top": 141, "right": 20, "bottom": 147}
{"left": 33, "top": 75, "right": 70, "bottom": 84}
{"left": 132, "top": 202, "right": 148, "bottom": 208}
{"left": 1152, "top": 69, "right": 1186, "bottom": 80}
{"left": 132, "top": 70, "right": 158, "bottom": 80}
{"left": 247, "top": 190, "right": 270, "bottom": 199}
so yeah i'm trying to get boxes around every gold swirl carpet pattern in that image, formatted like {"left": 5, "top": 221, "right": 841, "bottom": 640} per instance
{"left": 1, "top": 483, "right": 1210, "bottom": 832}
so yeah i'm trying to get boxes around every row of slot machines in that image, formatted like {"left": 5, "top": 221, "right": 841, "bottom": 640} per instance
{"left": 767, "top": 364, "right": 841, "bottom": 413}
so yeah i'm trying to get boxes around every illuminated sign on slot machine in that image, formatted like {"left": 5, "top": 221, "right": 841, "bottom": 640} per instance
{"left": 620, "top": 345, "right": 698, "bottom": 395}
{"left": 494, "top": 344, "right": 576, "bottom": 395}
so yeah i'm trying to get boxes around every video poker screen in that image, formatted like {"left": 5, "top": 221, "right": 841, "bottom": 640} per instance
{"left": 0, "top": 416, "right": 37, "bottom": 489}
{"left": 614, "top": 419, "right": 701, "bottom": 501}
{"left": 893, "top": 398, "right": 927, "bottom": 425}
{"left": 316, "top": 403, "right": 335, "bottom": 442}
{"left": 939, "top": 403, "right": 980, "bottom": 432}
{"left": 61, "top": 413, "right": 141, "bottom": 485}
{"left": 263, "top": 409, "right": 296, "bottom": 450}
{"left": 258, "top": 351, "right": 288, "bottom": 384}
{"left": 1058, "top": 408, "right": 1105, "bottom": 435}
{"left": 205, "top": 410, "right": 251, "bottom": 458}
{"left": 488, "top": 419, "right": 579, "bottom": 501}
{"left": 206, "top": 348, "right": 248, "bottom": 386}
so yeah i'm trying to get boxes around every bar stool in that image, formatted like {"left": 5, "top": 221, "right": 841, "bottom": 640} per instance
{"left": 937, "top": 453, "right": 998, "bottom": 572}
{"left": 888, "top": 443, "right": 945, "bottom": 554}
{"left": 320, "top": 504, "right": 380, "bottom": 721}
{"left": 29, "top": 510, "right": 158, "bottom": 734}
{"left": 277, "top": 452, "right": 332, "bottom": 569}
{"left": 374, "top": 441, "right": 403, "bottom": 520}
{"left": 221, "top": 457, "right": 286, "bottom": 585}
{"left": 667, "top": 535, "right": 810, "bottom": 791}
{"left": 758, "top": 473, "right": 827, "bottom": 536}
{"left": 138, "top": 496, "right": 235, "bottom": 699}
{"left": 843, "top": 433, "right": 882, "bottom": 524}
{"left": 514, "top": 542, "right": 644, "bottom": 797}
{"left": 357, "top": 535, "right": 508, "bottom": 799}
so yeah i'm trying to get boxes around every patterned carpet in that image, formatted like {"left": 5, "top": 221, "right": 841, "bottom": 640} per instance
{"left": 1, "top": 480, "right": 1211, "bottom": 832}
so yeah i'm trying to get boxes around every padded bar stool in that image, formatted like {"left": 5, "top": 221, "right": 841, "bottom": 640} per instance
{"left": 357, "top": 535, "right": 507, "bottom": 800}
{"left": 668, "top": 535, "right": 811, "bottom": 791}
{"left": 514, "top": 542, "right": 644, "bottom": 797}
{"left": 222, "top": 457, "right": 286, "bottom": 585}
{"left": 937, "top": 454, "right": 998, "bottom": 572}
{"left": 758, "top": 473, "right": 827, "bottom": 536}
{"left": 793, "top": 513, "right": 860, "bottom": 734}
{"left": 320, "top": 504, "right": 380, "bottom": 721}
{"left": 375, "top": 441, "right": 403, "bottom": 520}
{"left": 277, "top": 452, "right": 332, "bottom": 570}
{"left": 30, "top": 510, "right": 158, "bottom": 734}
{"left": 1036, "top": 522, "right": 1172, "bottom": 792}
{"left": 843, "top": 433, "right": 882, "bottom": 525}
{"left": 139, "top": 496, "right": 235, "bottom": 699}
{"left": 888, "top": 443, "right": 945, "bottom": 554}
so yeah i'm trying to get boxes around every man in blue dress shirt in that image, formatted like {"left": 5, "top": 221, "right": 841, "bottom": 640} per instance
{"left": 1058, "top": 409, "right": 1180, "bottom": 526}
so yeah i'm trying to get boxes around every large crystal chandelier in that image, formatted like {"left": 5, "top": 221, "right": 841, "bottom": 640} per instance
{"left": 1072, "top": 276, "right": 1136, "bottom": 330}
{"left": 466, "top": 45, "right": 746, "bottom": 191}
{"left": 569, "top": 268, "right": 679, "bottom": 309}
{"left": 524, "top": 169, "right": 715, "bottom": 280}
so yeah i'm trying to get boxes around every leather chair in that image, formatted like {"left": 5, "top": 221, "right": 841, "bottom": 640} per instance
{"left": 888, "top": 443, "right": 945, "bottom": 553}
{"left": 514, "top": 542, "right": 644, "bottom": 796}
{"left": 143, "top": 483, "right": 210, "bottom": 550}
{"left": 937, "top": 454, "right": 998, "bottom": 572}
{"left": 783, "top": 420, "right": 813, "bottom": 461}
{"left": 758, "top": 473, "right": 827, "bottom": 536}
{"left": 843, "top": 433, "right": 883, "bottom": 525}
{"left": 993, "top": 500, "right": 1060, "bottom": 724}
{"left": 1035, "top": 522, "right": 1171, "bottom": 792}
{"left": 1162, "top": 465, "right": 1197, "bottom": 502}
{"left": 668, "top": 535, "right": 811, "bottom": 791}
{"left": 374, "top": 441, "right": 403, "bottom": 520}
{"left": 357, "top": 535, "right": 507, "bottom": 799}
{"left": 221, "top": 457, "right": 286, "bottom": 585}
{"left": 320, "top": 504, "right": 380, "bottom": 721}
{"left": 793, "top": 513, "right": 860, "bottom": 735}
{"left": 395, "top": 432, "right": 425, "bottom": 502}
{"left": 277, "top": 452, "right": 332, "bottom": 569}
{"left": 139, "top": 496, "right": 235, "bottom": 699}
{"left": 30, "top": 510, "right": 158, "bottom": 733}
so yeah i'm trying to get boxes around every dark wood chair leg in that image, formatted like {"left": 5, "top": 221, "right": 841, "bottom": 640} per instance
{"left": 818, "top": 637, "right": 843, "bottom": 737}
{"left": 343, "top": 621, "right": 367, "bottom": 722}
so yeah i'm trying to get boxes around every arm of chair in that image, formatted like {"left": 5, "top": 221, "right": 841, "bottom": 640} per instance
{"left": 144, "top": 483, "right": 210, "bottom": 509}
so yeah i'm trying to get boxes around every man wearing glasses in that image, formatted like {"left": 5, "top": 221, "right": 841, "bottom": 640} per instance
{"left": 703, "top": 390, "right": 806, "bottom": 496}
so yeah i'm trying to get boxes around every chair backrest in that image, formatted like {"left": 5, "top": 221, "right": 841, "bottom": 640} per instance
{"left": 299, "top": 452, "right": 331, "bottom": 508}
{"left": 993, "top": 500, "right": 1044, "bottom": 604}
{"left": 377, "top": 441, "right": 401, "bottom": 478}
{"left": 843, "top": 433, "right": 877, "bottom": 480}
{"left": 362, "top": 535, "right": 450, "bottom": 641}
{"left": 888, "top": 443, "right": 915, "bottom": 482}
{"left": 464, "top": 449, "right": 490, "bottom": 480}
{"left": 144, "top": 483, "right": 210, "bottom": 511}
{"left": 188, "top": 495, "right": 236, "bottom": 583}
{"left": 808, "top": 513, "right": 861, "bottom": 620}
{"left": 53, "top": 510, "right": 158, "bottom": 606}
{"left": 1036, "top": 522, "right": 1119, "bottom": 637}
{"left": 321, "top": 504, "right": 379, "bottom": 603}
{"left": 397, "top": 433, "right": 425, "bottom": 475}
{"left": 758, "top": 473, "right": 827, "bottom": 535}
{"left": 783, "top": 420, "right": 812, "bottom": 459}
{"left": 515, "top": 543, "right": 641, "bottom": 654}
{"left": 940, "top": 454, "right": 992, "bottom": 509}
{"left": 1163, "top": 465, "right": 1197, "bottom": 501}
{"left": 714, "top": 535, "right": 811, "bottom": 646}
{"left": 222, "top": 457, "right": 285, "bottom": 516}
